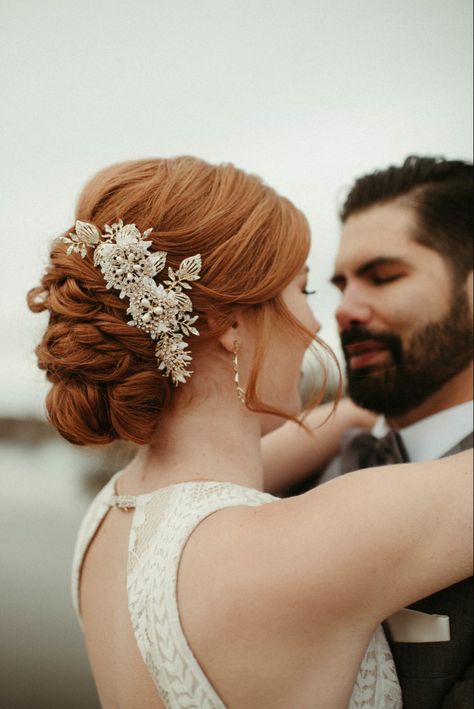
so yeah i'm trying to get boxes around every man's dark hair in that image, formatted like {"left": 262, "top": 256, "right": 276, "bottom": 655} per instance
{"left": 341, "top": 155, "right": 473, "bottom": 280}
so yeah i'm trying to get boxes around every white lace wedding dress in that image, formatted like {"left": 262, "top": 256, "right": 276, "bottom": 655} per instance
{"left": 72, "top": 474, "right": 402, "bottom": 708}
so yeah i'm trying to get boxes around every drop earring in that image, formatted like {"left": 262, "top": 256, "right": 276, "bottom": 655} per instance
{"left": 233, "top": 341, "right": 246, "bottom": 403}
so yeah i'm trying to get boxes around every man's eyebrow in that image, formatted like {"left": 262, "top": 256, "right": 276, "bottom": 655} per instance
{"left": 299, "top": 265, "right": 310, "bottom": 275}
{"left": 330, "top": 257, "right": 407, "bottom": 285}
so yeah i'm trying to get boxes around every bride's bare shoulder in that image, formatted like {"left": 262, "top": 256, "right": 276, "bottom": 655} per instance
{"left": 176, "top": 493, "right": 357, "bottom": 634}
{"left": 176, "top": 500, "right": 369, "bottom": 707}
{"left": 179, "top": 454, "right": 472, "bottom": 636}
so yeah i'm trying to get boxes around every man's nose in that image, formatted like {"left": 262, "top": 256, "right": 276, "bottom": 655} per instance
{"left": 335, "top": 289, "right": 372, "bottom": 330}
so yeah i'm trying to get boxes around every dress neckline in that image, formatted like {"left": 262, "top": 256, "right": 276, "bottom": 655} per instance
{"left": 108, "top": 473, "right": 263, "bottom": 509}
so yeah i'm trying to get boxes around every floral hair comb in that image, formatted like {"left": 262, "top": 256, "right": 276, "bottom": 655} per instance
{"left": 62, "top": 220, "right": 201, "bottom": 384}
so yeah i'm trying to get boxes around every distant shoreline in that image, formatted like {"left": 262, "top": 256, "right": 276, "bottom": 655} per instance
{"left": 0, "top": 416, "right": 56, "bottom": 443}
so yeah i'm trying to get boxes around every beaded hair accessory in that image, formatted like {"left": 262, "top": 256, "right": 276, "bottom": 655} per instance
{"left": 62, "top": 220, "right": 201, "bottom": 385}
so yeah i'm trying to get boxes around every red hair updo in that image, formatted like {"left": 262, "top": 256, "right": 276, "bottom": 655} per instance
{"left": 27, "top": 157, "right": 332, "bottom": 446}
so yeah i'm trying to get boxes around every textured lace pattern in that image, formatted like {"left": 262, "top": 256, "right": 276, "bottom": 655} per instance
{"left": 349, "top": 625, "right": 402, "bottom": 708}
{"left": 127, "top": 482, "right": 277, "bottom": 708}
{"left": 72, "top": 477, "right": 402, "bottom": 708}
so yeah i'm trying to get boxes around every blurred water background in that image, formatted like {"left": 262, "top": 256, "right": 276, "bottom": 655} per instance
{"left": 0, "top": 422, "right": 124, "bottom": 708}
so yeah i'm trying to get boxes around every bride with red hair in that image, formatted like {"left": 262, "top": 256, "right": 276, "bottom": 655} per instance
{"left": 28, "top": 157, "right": 472, "bottom": 708}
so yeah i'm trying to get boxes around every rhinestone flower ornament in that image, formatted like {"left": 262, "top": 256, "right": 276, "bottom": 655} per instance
{"left": 62, "top": 220, "right": 201, "bottom": 384}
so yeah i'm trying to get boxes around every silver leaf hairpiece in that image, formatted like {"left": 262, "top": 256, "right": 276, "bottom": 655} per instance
{"left": 61, "top": 219, "right": 201, "bottom": 385}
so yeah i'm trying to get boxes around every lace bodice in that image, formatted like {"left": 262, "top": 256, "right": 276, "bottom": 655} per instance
{"left": 72, "top": 474, "right": 402, "bottom": 708}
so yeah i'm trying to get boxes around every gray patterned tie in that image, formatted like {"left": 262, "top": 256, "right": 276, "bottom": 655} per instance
{"left": 340, "top": 428, "right": 409, "bottom": 474}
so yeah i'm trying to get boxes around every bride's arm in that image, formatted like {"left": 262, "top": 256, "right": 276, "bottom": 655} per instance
{"left": 177, "top": 449, "right": 472, "bottom": 701}
{"left": 261, "top": 398, "right": 375, "bottom": 494}
{"left": 261, "top": 449, "right": 473, "bottom": 624}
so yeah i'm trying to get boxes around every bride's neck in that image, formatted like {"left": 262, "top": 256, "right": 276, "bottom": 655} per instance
{"left": 122, "top": 387, "right": 264, "bottom": 494}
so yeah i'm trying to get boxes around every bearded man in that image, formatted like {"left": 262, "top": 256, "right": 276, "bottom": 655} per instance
{"left": 323, "top": 156, "right": 473, "bottom": 709}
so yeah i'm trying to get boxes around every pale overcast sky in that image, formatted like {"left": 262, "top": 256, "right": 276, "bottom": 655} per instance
{"left": 1, "top": 0, "right": 472, "bottom": 417}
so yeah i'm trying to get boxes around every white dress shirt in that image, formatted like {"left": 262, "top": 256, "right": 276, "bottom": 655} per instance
{"left": 372, "top": 400, "right": 473, "bottom": 463}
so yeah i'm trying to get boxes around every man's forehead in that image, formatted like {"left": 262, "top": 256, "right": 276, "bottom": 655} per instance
{"left": 336, "top": 237, "right": 411, "bottom": 260}
{"left": 335, "top": 203, "right": 417, "bottom": 269}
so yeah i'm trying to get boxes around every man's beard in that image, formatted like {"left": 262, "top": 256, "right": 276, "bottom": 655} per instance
{"left": 342, "top": 290, "right": 473, "bottom": 418}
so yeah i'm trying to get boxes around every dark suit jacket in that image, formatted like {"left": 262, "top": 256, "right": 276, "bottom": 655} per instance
{"left": 386, "top": 432, "right": 473, "bottom": 709}
{"left": 294, "top": 431, "right": 473, "bottom": 709}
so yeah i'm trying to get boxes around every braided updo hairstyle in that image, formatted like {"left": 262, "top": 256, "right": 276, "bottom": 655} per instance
{"left": 28, "top": 157, "right": 330, "bottom": 446}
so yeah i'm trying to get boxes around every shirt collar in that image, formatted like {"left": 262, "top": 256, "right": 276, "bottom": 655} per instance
{"left": 372, "top": 400, "right": 473, "bottom": 463}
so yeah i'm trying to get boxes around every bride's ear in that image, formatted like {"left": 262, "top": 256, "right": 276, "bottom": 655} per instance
{"left": 207, "top": 312, "right": 244, "bottom": 355}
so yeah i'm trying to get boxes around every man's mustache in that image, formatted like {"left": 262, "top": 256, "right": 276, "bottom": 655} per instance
{"left": 340, "top": 326, "right": 403, "bottom": 363}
